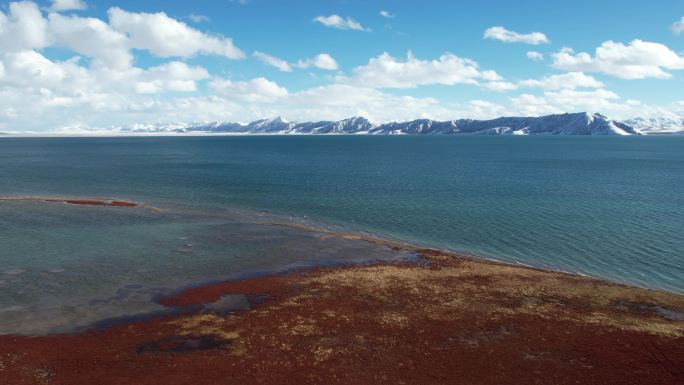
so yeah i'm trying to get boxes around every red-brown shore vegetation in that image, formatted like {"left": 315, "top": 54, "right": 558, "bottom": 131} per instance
{"left": 46, "top": 199, "right": 138, "bottom": 207}
{"left": 0, "top": 196, "right": 140, "bottom": 208}
{"left": 1, "top": 249, "right": 683, "bottom": 385}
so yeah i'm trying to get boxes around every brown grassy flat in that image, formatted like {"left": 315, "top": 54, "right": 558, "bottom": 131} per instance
{"left": 1, "top": 249, "right": 682, "bottom": 384}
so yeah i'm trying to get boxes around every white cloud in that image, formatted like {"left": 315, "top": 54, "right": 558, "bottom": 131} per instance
{"left": 108, "top": 7, "right": 245, "bottom": 59}
{"left": 76, "top": 85, "right": 457, "bottom": 129}
{"left": 340, "top": 51, "right": 504, "bottom": 89}
{"left": 253, "top": 51, "right": 292, "bottom": 72}
{"left": 0, "top": 49, "right": 134, "bottom": 120}
{"left": 519, "top": 72, "right": 604, "bottom": 90}
{"left": 0, "top": 1, "right": 50, "bottom": 52}
{"left": 254, "top": 51, "right": 338, "bottom": 72}
{"left": 49, "top": 0, "right": 87, "bottom": 12}
{"left": 313, "top": 15, "right": 370, "bottom": 32}
{"left": 0, "top": 49, "right": 457, "bottom": 129}
{"left": 482, "top": 81, "right": 517, "bottom": 91}
{"left": 0, "top": 50, "right": 671, "bottom": 131}
{"left": 0, "top": 1, "right": 680, "bottom": 131}
{"left": 0, "top": 54, "right": 218, "bottom": 132}
{"left": 295, "top": 53, "right": 338, "bottom": 70}
{"left": 133, "top": 61, "right": 209, "bottom": 93}
{"left": 671, "top": 17, "right": 684, "bottom": 34}
{"left": 48, "top": 13, "right": 132, "bottom": 69}
{"left": 379, "top": 10, "right": 395, "bottom": 18}
{"left": 0, "top": 50, "right": 87, "bottom": 90}
{"left": 1, "top": 2, "right": 244, "bottom": 65}
{"left": 510, "top": 89, "right": 626, "bottom": 117}
{"left": 209, "top": 77, "right": 289, "bottom": 102}
{"left": 484, "top": 26, "right": 549, "bottom": 44}
{"left": 527, "top": 51, "right": 544, "bottom": 62}
{"left": 188, "top": 13, "right": 209, "bottom": 23}
{"left": 464, "top": 100, "right": 510, "bottom": 118}
{"left": 1, "top": 49, "right": 209, "bottom": 95}
{"left": 283, "top": 84, "right": 454, "bottom": 122}
{"left": 552, "top": 40, "right": 684, "bottom": 79}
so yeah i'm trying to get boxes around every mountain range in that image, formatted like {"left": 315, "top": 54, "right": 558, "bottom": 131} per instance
{"left": 54, "top": 112, "right": 684, "bottom": 136}
{"left": 122, "top": 112, "right": 682, "bottom": 136}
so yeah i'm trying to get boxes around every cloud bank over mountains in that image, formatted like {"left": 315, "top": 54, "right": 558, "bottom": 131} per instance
{"left": 0, "top": 1, "right": 682, "bottom": 132}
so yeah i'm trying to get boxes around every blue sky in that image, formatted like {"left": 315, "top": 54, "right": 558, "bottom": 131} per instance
{"left": 1, "top": 0, "right": 683, "bottom": 131}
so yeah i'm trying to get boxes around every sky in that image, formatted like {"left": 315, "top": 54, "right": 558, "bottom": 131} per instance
{"left": 1, "top": 0, "right": 683, "bottom": 131}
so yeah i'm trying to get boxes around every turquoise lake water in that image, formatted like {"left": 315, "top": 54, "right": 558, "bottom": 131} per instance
{"left": 1, "top": 136, "right": 683, "bottom": 334}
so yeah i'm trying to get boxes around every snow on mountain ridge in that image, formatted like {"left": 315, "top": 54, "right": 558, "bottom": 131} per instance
{"left": 624, "top": 117, "right": 684, "bottom": 134}
{"left": 108, "top": 112, "right": 645, "bottom": 136}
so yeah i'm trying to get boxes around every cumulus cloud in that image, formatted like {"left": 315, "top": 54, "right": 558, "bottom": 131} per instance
{"left": 0, "top": 1, "right": 50, "bottom": 52}
{"left": 519, "top": 72, "right": 604, "bottom": 90}
{"left": 283, "top": 84, "right": 454, "bottom": 121}
{"left": 0, "top": 50, "right": 667, "bottom": 131}
{"left": 527, "top": 51, "right": 544, "bottom": 62}
{"left": 49, "top": 0, "right": 87, "bottom": 12}
{"left": 379, "top": 10, "right": 395, "bottom": 18}
{"left": 108, "top": 7, "right": 245, "bottom": 59}
{"left": 253, "top": 51, "right": 293, "bottom": 72}
{"left": 0, "top": 2, "right": 255, "bottom": 130}
{"left": 101, "top": 85, "right": 457, "bottom": 129}
{"left": 0, "top": 49, "right": 219, "bottom": 131}
{"left": 133, "top": 61, "right": 209, "bottom": 93}
{"left": 1, "top": 3, "right": 245, "bottom": 65}
{"left": 551, "top": 40, "right": 684, "bottom": 79}
{"left": 0, "top": 49, "right": 137, "bottom": 124}
{"left": 295, "top": 53, "right": 338, "bottom": 70}
{"left": 0, "top": 48, "right": 456, "bottom": 130}
{"left": 484, "top": 26, "right": 549, "bottom": 44}
{"left": 510, "top": 89, "right": 627, "bottom": 117}
{"left": 0, "top": 49, "right": 209, "bottom": 97}
{"left": 253, "top": 52, "right": 338, "bottom": 72}
{"left": 0, "top": 50, "right": 87, "bottom": 90}
{"left": 313, "top": 15, "right": 370, "bottom": 31}
{"left": 481, "top": 81, "right": 518, "bottom": 91}
{"left": 671, "top": 17, "right": 684, "bottom": 34}
{"left": 0, "top": 1, "right": 680, "bottom": 131}
{"left": 209, "top": 77, "right": 289, "bottom": 102}
{"left": 48, "top": 13, "right": 132, "bottom": 69}
{"left": 340, "top": 52, "right": 505, "bottom": 89}
{"left": 481, "top": 72, "right": 603, "bottom": 93}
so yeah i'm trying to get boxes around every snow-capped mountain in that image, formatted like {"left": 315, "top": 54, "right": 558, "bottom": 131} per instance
{"left": 114, "top": 112, "right": 645, "bottom": 136}
{"left": 367, "top": 113, "right": 640, "bottom": 135}
{"left": 624, "top": 117, "right": 684, "bottom": 135}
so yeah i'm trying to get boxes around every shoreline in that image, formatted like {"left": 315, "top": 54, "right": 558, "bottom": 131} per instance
{"left": 1, "top": 248, "right": 683, "bottom": 384}
{"left": 244, "top": 219, "right": 684, "bottom": 296}
{"left": 2, "top": 194, "right": 682, "bottom": 295}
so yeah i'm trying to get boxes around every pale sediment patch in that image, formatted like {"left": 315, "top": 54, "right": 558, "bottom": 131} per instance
{"left": 169, "top": 313, "right": 242, "bottom": 341}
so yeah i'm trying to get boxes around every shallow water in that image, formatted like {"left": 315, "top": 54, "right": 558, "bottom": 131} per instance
{"left": 0, "top": 200, "right": 414, "bottom": 334}
{"left": 0, "top": 135, "right": 683, "bottom": 334}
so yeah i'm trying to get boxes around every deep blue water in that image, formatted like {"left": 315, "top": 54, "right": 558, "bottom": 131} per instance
{"left": 1, "top": 136, "right": 683, "bottom": 334}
